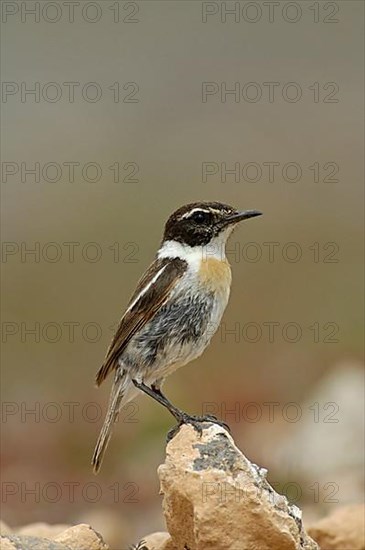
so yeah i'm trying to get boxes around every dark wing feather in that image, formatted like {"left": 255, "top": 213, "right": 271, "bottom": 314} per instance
{"left": 95, "top": 257, "right": 187, "bottom": 386}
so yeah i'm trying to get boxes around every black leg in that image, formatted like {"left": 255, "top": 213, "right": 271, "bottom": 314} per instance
{"left": 132, "top": 379, "right": 231, "bottom": 440}
{"left": 132, "top": 379, "right": 185, "bottom": 421}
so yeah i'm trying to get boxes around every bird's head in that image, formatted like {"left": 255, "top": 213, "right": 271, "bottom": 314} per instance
{"left": 162, "top": 201, "right": 262, "bottom": 248}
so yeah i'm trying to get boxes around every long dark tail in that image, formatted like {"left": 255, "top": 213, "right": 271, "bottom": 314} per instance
{"left": 92, "top": 370, "right": 135, "bottom": 474}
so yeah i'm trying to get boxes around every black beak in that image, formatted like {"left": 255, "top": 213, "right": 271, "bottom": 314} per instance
{"left": 224, "top": 209, "right": 262, "bottom": 226}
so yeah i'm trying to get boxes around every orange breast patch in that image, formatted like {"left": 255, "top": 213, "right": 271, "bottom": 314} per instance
{"left": 198, "top": 258, "right": 232, "bottom": 294}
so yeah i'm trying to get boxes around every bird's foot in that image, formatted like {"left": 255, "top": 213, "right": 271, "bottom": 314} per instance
{"left": 167, "top": 413, "right": 230, "bottom": 442}
{"left": 196, "top": 414, "right": 231, "bottom": 432}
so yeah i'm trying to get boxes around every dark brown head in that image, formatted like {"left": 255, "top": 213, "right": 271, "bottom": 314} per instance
{"left": 163, "top": 201, "right": 262, "bottom": 247}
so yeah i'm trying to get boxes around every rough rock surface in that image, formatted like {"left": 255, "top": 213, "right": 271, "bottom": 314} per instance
{"left": 0, "top": 535, "right": 69, "bottom": 550}
{"left": 308, "top": 504, "right": 365, "bottom": 549}
{"left": 54, "top": 524, "right": 108, "bottom": 550}
{"left": 0, "top": 523, "right": 109, "bottom": 550}
{"left": 158, "top": 423, "right": 319, "bottom": 550}
{"left": 16, "top": 523, "right": 71, "bottom": 539}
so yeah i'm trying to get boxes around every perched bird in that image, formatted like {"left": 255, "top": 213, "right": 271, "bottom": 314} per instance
{"left": 92, "top": 201, "right": 262, "bottom": 473}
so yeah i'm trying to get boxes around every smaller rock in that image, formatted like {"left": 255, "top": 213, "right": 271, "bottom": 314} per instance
{"left": 0, "top": 534, "right": 68, "bottom": 549}
{"left": 0, "top": 536, "right": 16, "bottom": 550}
{"left": 308, "top": 504, "right": 365, "bottom": 550}
{"left": 16, "top": 523, "right": 70, "bottom": 539}
{"left": 0, "top": 524, "right": 109, "bottom": 550}
{"left": 54, "top": 523, "right": 108, "bottom": 550}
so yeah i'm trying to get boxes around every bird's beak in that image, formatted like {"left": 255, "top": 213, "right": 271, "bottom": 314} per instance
{"left": 223, "top": 209, "right": 262, "bottom": 226}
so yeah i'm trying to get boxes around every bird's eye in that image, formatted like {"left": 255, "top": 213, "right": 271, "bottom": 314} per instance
{"left": 191, "top": 211, "right": 209, "bottom": 223}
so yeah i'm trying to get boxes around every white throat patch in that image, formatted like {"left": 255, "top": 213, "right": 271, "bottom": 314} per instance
{"left": 158, "top": 227, "right": 234, "bottom": 269}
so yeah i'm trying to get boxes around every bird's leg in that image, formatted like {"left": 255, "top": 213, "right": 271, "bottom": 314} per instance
{"left": 132, "top": 379, "right": 230, "bottom": 441}
{"left": 152, "top": 384, "right": 230, "bottom": 431}
{"left": 131, "top": 379, "right": 185, "bottom": 421}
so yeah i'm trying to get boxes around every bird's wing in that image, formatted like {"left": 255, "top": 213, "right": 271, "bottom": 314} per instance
{"left": 95, "top": 256, "right": 187, "bottom": 386}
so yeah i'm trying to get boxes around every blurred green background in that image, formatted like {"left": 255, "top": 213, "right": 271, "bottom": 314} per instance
{"left": 1, "top": 1, "right": 364, "bottom": 548}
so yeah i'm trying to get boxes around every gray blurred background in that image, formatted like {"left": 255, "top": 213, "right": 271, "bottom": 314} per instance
{"left": 1, "top": 1, "right": 364, "bottom": 548}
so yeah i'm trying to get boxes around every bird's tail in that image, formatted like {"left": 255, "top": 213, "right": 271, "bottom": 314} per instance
{"left": 92, "top": 370, "right": 136, "bottom": 474}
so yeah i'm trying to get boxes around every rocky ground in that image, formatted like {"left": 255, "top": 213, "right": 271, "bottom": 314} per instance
{"left": 1, "top": 423, "right": 364, "bottom": 550}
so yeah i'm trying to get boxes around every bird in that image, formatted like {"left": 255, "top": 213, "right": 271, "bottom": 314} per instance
{"left": 92, "top": 201, "right": 262, "bottom": 473}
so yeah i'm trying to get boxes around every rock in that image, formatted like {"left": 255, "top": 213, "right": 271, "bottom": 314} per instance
{"left": 54, "top": 524, "right": 108, "bottom": 550}
{"left": 0, "top": 537, "right": 16, "bottom": 550}
{"left": 0, "top": 524, "right": 109, "bottom": 550}
{"left": 308, "top": 504, "right": 365, "bottom": 549}
{"left": 132, "top": 532, "right": 172, "bottom": 549}
{"left": 16, "top": 523, "right": 71, "bottom": 539}
{"left": 0, "top": 535, "right": 69, "bottom": 549}
{"left": 158, "top": 423, "right": 319, "bottom": 550}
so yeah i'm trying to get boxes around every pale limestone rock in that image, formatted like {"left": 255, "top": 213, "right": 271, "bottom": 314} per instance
{"left": 158, "top": 423, "right": 319, "bottom": 550}
{"left": 308, "top": 504, "right": 365, "bottom": 549}
{"left": 0, "top": 523, "right": 109, "bottom": 550}
{"left": 0, "top": 535, "right": 68, "bottom": 549}
{"left": 54, "top": 523, "right": 108, "bottom": 550}
{"left": 0, "top": 537, "right": 16, "bottom": 550}
{"left": 16, "top": 523, "right": 71, "bottom": 539}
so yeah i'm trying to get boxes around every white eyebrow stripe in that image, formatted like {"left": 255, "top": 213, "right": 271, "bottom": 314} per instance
{"left": 181, "top": 207, "right": 211, "bottom": 219}
{"left": 126, "top": 263, "right": 168, "bottom": 313}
